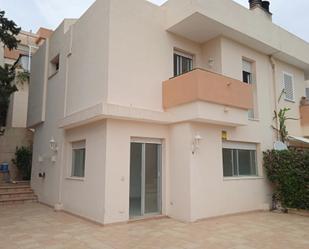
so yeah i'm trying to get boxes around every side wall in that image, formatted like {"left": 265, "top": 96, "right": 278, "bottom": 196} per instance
{"left": 65, "top": 0, "right": 110, "bottom": 115}
{"left": 107, "top": 0, "right": 204, "bottom": 111}
{"left": 62, "top": 121, "right": 106, "bottom": 223}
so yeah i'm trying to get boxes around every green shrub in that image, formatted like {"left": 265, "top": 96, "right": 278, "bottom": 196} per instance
{"left": 263, "top": 149, "right": 309, "bottom": 210}
{"left": 12, "top": 146, "right": 32, "bottom": 180}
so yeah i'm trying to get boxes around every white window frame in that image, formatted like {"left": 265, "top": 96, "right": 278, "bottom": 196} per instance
{"left": 70, "top": 140, "right": 86, "bottom": 179}
{"left": 283, "top": 72, "right": 295, "bottom": 102}
{"left": 222, "top": 141, "right": 258, "bottom": 178}
{"left": 174, "top": 50, "right": 194, "bottom": 77}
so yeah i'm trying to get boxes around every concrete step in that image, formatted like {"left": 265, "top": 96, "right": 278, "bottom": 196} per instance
{"left": 0, "top": 196, "right": 38, "bottom": 205}
{"left": 0, "top": 191, "right": 36, "bottom": 200}
{"left": 0, "top": 185, "right": 31, "bottom": 193}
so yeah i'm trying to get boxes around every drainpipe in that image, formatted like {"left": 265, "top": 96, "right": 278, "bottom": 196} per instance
{"left": 269, "top": 55, "right": 279, "bottom": 140}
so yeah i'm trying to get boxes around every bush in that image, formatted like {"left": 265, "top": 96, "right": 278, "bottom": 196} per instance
{"left": 263, "top": 149, "right": 309, "bottom": 210}
{"left": 12, "top": 146, "right": 32, "bottom": 180}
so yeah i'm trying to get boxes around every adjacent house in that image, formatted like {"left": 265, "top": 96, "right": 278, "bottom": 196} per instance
{"left": 0, "top": 28, "right": 52, "bottom": 181}
{"left": 28, "top": 0, "right": 309, "bottom": 224}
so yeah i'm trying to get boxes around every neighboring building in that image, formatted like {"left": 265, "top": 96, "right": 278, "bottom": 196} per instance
{"left": 5, "top": 28, "right": 53, "bottom": 128}
{"left": 0, "top": 28, "right": 52, "bottom": 181}
{"left": 28, "top": 0, "right": 309, "bottom": 224}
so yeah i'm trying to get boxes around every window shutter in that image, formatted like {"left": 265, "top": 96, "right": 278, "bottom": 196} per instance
{"left": 242, "top": 60, "right": 252, "bottom": 73}
{"left": 283, "top": 73, "right": 294, "bottom": 101}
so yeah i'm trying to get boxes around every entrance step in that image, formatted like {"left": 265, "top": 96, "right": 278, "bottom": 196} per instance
{"left": 0, "top": 182, "right": 38, "bottom": 205}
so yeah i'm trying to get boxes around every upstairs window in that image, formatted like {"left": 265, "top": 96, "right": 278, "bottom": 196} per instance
{"left": 174, "top": 51, "right": 193, "bottom": 77}
{"left": 49, "top": 54, "right": 60, "bottom": 77}
{"left": 242, "top": 59, "right": 256, "bottom": 119}
{"left": 242, "top": 60, "right": 253, "bottom": 84}
{"left": 283, "top": 72, "right": 295, "bottom": 102}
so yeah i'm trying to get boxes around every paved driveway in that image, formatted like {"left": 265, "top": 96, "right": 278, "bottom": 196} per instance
{"left": 0, "top": 203, "right": 308, "bottom": 249}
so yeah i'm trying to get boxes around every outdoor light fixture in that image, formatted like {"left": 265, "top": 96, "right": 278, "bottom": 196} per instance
{"left": 192, "top": 134, "right": 203, "bottom": 154}
{"left": 49, "top": 137, "right": 58, "bottom": 152}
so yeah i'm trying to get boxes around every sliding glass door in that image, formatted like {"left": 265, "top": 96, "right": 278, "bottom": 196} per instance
{"left": 130, "top": 142, "right": 161, "bottom": 218}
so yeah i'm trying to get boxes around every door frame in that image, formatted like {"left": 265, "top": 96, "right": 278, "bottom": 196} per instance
{"left": 129, "top": 138, "right": 162, "bottom": 218}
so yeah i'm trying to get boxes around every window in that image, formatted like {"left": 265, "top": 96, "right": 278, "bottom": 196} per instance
{"left": 283, "top": 72, "right": 294, "bottom": 102}
{"left": 242, "top": 60, "right": 253, "bottom": 84}
{"left": 71, "top": 140, "right": 86, "bottom": 178}
{"left": 174, "top": 51, "right": 193, "bottom": 77}
{"left": 49, "top": 54, "right": 60, "bottom": 77}
{"left": 242, "top": 59, "right": 256, "bottom": 119}
{"left": 222, "top": 142, "right": 257, "bottom": 177}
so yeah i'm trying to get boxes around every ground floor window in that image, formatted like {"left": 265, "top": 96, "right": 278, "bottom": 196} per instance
{"left": 71, "top": 140, "right": 86, "bottom": 178}
{"left": 222, "top": 142, "right": 257, "bottom": 177}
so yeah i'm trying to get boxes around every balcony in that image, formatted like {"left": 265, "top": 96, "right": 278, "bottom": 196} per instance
{"left": 162, "top": 69, "right": 253, "bottom": 126}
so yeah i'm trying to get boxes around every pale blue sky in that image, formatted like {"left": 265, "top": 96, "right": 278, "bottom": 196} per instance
{"left": 0, "top": 0, "right": 308, "bottom": 42}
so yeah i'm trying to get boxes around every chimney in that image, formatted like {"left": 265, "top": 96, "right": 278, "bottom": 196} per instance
{"left": 248, "top": 0, "right": 272, "bottom": 15}
{"left": 261, "top": 1, "right": 270, "bottom": 13}
{"left": 248, "top": 0, "right": 262, "bottom": 9}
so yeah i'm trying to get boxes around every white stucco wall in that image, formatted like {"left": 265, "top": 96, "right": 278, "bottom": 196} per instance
{"left": 62, "top": 121, "right": 106, "bottom": 223}
{"left": 103, "top": 119, "right": 169, "bottom": 224}
{"left": 28, "top": 0, "right": 309, "bottom": 224}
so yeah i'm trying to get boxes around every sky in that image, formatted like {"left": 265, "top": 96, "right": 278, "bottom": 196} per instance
{"left": 0, "top": 0, "right": 308, "bottom": 42}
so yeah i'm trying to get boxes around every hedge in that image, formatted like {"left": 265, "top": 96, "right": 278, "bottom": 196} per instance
{"left": 263, "top": 149, "right": 309, "bottom": 210}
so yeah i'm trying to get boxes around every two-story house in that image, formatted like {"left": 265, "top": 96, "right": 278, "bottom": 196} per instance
{"left": 28, "top": 0, "right": 309, "bottom": 224}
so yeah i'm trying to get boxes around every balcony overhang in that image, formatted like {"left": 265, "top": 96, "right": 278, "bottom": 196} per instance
{"left": 163, "top": 69, "right": 253, "bottom": 110}
{"left": 162, "top": 69, "right": 253, "bottom": 127}
{"left": 164, "top": 0, "right": 309, "bottom": 75}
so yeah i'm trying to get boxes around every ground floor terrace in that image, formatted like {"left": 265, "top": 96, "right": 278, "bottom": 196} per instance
{"left": 0, "top": 203, "right": 308, "bottom": 249}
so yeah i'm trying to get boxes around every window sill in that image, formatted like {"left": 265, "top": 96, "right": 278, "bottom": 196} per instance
{"left": 65, "top": 177, "right": 85, "bottom": 182}
{"left": 248, "top": 118, "right": 259, "bottom": 122}
{"left": 223, "top": 176, "right": 264, "bottom": 181}
{"left": 284, "top": 98, "right": 296, "bottom": 103}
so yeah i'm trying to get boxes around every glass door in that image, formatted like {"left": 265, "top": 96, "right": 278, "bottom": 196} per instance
{"left": 129, "top": 142, "right": 161, "bottom": 218}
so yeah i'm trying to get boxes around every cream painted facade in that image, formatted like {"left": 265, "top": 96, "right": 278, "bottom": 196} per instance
{"left": 28, "top": 0, "right": 309, "bottom": 224}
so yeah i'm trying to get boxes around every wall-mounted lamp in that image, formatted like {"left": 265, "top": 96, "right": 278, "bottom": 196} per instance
{"left": 192, "top": 134, "right": 203, "bottom": 154}
{"left": 49, "top": 137, "right": 58, "bottom": 153}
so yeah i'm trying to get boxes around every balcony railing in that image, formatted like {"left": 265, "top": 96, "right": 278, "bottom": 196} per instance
{"left": 163, "top": 69, "right": 253, "bottom": 110}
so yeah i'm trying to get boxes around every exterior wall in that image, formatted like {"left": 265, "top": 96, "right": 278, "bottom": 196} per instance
{"left": 190, "top": 123, "right": 271, "bottom": 220}
{"left": 6, "top": 82, "right": 29, "bottom": 128}
{"left": 107, "top": 0, "right": 204, "bottom": 111}
{"left": 275, "top": 60, "right": 306, "bottom": 136}
{"left": 31, "top": 22, "right": 73, "bottom": 206}
{"left": 28, "top": 41, "right": 49, "bottom": 127}
{"left": 168, "top": 123, "right": 192, "bottom": 221}
{"left": 28, "top": 0, "right": 309, "bottom": 224}
{"left": 104, "top": 119, "right": 169, "bottom": 224}
{"left": 65, "top": 0, "right": 109, "bottom": 115}
{"left": 62, "top": 121, "right": 106, "bottom": 223}
{"left": 201, "top": 37, "right": 222, "bottom": 73}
